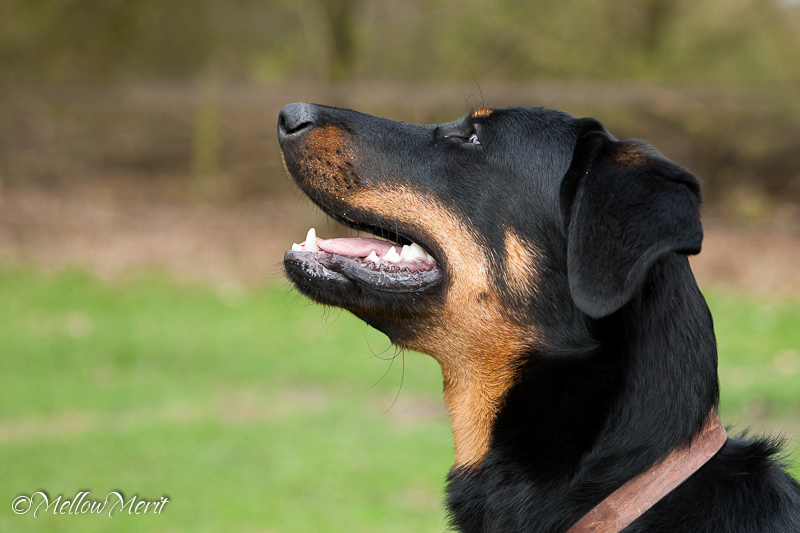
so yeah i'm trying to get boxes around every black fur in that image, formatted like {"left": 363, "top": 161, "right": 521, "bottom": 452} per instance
{"left": 279, "top": 103, "right": 800, "bottom": 532}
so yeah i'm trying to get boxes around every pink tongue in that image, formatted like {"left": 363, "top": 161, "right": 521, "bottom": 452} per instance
{"left": 316, "top": 237, "right": 395, "bottom": 258}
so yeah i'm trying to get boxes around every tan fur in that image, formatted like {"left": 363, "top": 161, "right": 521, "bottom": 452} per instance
{"left": 470, "top": 107, "right": 494, "bottom": 119}
{"left": 305, "top": 123, "right": 346, "bottom": 154}
{"left": 614, "top": 144, "right": 648, "bottom": 167}
{"left": 503, "top": 230, "right": 540, "bottom": 300}
{"left": 348, "top": 187, "right": 539, "bottom": 468}
{"left": 296, "top": 125, "right": 359, "bottom": 192}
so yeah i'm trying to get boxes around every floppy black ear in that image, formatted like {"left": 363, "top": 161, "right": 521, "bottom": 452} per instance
{"left": 560, "top": 128, "right": 703, "bottom": 318}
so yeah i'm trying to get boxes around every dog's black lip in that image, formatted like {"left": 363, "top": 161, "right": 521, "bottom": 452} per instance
{"left": 284, "top": 250, "right": 442, "bottom": 294}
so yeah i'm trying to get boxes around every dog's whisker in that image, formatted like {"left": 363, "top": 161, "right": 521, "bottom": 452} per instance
{"left": 361, "top": 325, "right": 395, "bottom": 361}
{"left": 380, "top": 347, "right": 405, "bottom": 416}
{"left": 363, "top": 343, "right": 399, "bottom": 393}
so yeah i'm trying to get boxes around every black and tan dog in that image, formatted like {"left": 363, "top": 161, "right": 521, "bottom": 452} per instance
{"left": 279, "top": 102, "right": 800, "bottom": 532}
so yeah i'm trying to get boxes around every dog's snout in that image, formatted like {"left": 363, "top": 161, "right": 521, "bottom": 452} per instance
{"left": 278, "top": 103, "right": 316, "bottom": 145}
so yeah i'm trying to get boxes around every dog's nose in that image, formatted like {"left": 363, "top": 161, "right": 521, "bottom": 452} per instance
{"left": 278, "top": 103, "right": 316, "bottom": 146}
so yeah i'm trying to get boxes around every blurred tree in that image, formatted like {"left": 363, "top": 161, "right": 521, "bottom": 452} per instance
{"left": 641, "top": 0, "right": 675, "bottom": 56}
{"left": 0, "top": 0, "right": 208, "bottom": 81}
{"left": 0, "top": 0, "right": 798, "bottom": 84}
{"left": 291, "top": 0, "right": 360, "bottom": 80}
{"left": 0, "top": 0, "right": 287, "bottom": 81}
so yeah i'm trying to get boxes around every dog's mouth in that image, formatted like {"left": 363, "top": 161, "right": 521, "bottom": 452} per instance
{"left": 284, "top": 224, "right": 443, "bottom": 296}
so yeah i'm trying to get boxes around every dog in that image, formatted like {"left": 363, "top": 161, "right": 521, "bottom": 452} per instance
{"left": 279, "top": 102, "right": 800, "bottom": 532}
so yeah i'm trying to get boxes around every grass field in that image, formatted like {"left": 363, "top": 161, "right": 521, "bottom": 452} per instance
{"left": 1, "top": 265, "right": 799, "bottom": 532}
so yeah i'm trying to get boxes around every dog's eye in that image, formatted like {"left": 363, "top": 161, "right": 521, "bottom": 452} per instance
{"left": 468, "top": 133, "right": 481, "bottom": 145}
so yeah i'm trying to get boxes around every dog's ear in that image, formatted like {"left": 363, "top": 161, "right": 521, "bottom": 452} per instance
{"left": 560, "top": 127, "right": 703, "bottom": 318}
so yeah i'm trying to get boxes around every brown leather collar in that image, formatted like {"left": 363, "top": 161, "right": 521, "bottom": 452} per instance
{"left": 567, "top": 410, "right": 727, "bottom": 533}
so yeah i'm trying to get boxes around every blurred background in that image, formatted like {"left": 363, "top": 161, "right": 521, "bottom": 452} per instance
{"left": 1, "top": 1, "right": 799, "bottom": 531}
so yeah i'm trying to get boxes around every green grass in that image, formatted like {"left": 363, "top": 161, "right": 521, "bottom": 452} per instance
{"left": 710, "top": 291, "right": 800, "bottom": 428}
{"left": 1, "top": 266, "right": 798, "bottom": 532}
{"left": 0, "top": 267, "right": 451, "bottom": 532}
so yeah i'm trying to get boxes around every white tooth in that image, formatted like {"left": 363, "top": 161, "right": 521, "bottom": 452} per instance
{"left": 304, "top": 228, "right": 319, "bottom": 252}
{"left": 399, "top": 245, "right": 414, "bottom": 261}
{"left": 413, "top": 243, "right": 429, "bottom": 260}
{"left": 420, "top": 244, "right": 435, "bottom": 262}
{"left": 383, "top": 246, "right": 401, "bottom": 264}
{"left": 400, "top": 243, "right": 423, "bottom": 261}
{"left": 291, "top": 243, "right": 303, "bottom": 251}
{"left": 366, "top": 250, "right": 380, "bottom": 263}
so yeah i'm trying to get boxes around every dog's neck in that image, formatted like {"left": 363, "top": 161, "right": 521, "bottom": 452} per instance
{"left": 581, "top": 255, "right": 720, "bottom": 480}
{"left": 446, "top": 254, "right": 720, "bottom": 531}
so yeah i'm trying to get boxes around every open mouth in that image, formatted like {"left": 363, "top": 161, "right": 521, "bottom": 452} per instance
{"left": 284, "top": 227, "right": 443, "bottom": 294}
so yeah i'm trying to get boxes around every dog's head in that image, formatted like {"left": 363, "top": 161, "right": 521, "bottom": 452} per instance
{"left": 279, "top": 103, "right": 703, "bottom": 466}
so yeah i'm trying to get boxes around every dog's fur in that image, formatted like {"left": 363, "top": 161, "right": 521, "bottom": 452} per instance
{"left": 279, "top": 103, "right": 800, "bottom": 532}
